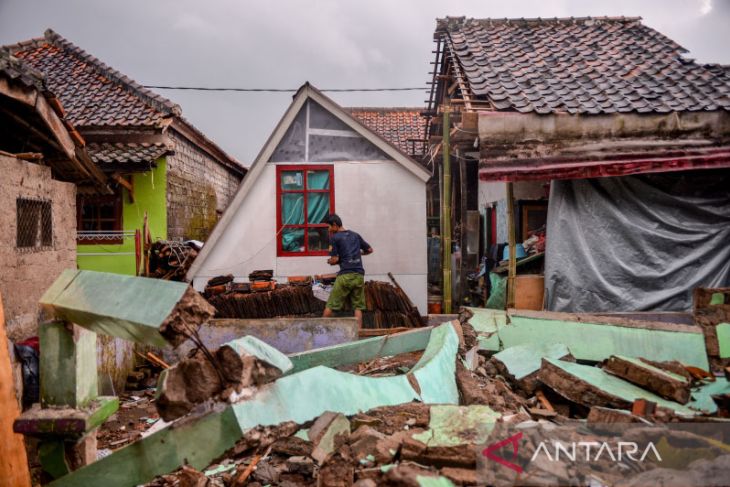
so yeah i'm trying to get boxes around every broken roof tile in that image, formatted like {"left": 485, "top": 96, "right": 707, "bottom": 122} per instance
{"left": 346, "top": 107, "right": 427, "bottom": 158}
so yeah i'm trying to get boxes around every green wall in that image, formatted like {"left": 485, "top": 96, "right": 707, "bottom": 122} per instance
{"left": 77, "top": 159, "right": 167, "bottom": 275}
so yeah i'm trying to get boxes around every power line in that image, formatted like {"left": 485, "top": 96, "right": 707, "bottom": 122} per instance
{"left": 142, "top": 85, "right": 425, "bottom": 93}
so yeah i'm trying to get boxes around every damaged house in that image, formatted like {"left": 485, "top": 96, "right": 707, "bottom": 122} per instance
{"left": 4, "top": 29, "right": 247, "bottom": 275}
{"left": 187, "top": 83, "right": 432, "bottom": 312}
{"left": 0, "top": 49, "right": 107, "bottom": 340}
{"left": 427, "top": 16, "right": 730, "bottom": 312}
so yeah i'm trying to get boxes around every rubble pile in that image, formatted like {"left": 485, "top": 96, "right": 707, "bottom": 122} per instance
{"left": 146, "top": 240, "right": 199, "bottom": 281}
{"left": 143, "top": 309, "right": 730, "bottom": 487}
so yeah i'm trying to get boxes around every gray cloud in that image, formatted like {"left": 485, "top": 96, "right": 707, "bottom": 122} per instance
{"left": 1, "top": 0, "right": 729, "bottom": 164}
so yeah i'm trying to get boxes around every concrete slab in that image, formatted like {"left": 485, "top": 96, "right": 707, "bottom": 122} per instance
{"left": 538, "top": 358, "right": 698, "bottom": 416}
{"left": 491, "top": 343, "right": 572, "bottom": 393}
{"left": 502, "top": 311, "right": 709, "bottom": 369}
{"left": 603, "top": 355, "right": 691, "bottom": 404}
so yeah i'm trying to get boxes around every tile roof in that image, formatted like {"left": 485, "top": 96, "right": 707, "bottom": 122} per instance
{"left": 437, "top": 16, "right": 730, "bottom": 114}
{"left": 87, "top": 142, "right": 172, "bottom": 165}
{"left": 5, "top": 29, "right": 181, "bottom": 128}
{"left": 347, "top": 107, "right": 427, "bottom": 156}
{"left": 0, "top": 49, "right": 46, "bottom": 92}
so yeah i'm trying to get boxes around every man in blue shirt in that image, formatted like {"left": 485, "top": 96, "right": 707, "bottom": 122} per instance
{"left": 322, "top": 213, "right": 373, "bottom": 328}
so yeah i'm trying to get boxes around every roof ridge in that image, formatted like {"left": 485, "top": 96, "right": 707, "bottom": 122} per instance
{"left": 346, "top": 107, "right": 426, "bottom": 112}
{"left": 41, "top": 29, "right": 182, "bottom": 118}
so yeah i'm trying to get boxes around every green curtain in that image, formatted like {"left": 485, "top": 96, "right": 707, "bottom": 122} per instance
{"left": 282, "top": 228, "right": 305, "bottom": 252}
{"left": 308, "top": 193, "right": 329, "bottom": 224}
{"left": 307, "top": 170, "right": 329, "bottom": 190}
{"left": 282, "top": 194, "right": 304, "bottom": 225}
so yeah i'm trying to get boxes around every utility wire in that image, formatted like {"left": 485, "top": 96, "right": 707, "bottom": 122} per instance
{"left": 143, "top": 85, "right": 425, "bottom": 92}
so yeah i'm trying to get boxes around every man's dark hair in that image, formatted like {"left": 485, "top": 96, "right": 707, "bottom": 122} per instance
{"left": 325, "top": 213, "right": 342, "bottom": 227}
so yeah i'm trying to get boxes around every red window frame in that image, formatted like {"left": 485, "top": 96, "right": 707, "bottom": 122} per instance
{"left": 276, "top": 165, "right": 335, "bottom": 256}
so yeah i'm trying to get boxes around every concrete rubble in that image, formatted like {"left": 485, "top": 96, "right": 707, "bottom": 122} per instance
{"left": 21, "top": 273, "right": 730, "bottom": 486}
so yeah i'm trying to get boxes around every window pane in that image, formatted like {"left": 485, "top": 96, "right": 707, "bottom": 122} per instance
{"left": 99, "top": 220, "right": 116, "bottom": 231}
{"left": 281, "top": 194, "right": 304, "bottom": 224}
{"left": 308, "top": 227, "right": 330, "bottom": 252}
{"left": 99, "top": 203, "right": 116, "bottom": 219}
{"left": 307, "top": 170, "right": 330, "bottom": 190}
{"left": 281, "top": 228, "right": 305, "bottom": 252}
{"left": 280, "top": 171, "right": 303, "bottom": 190}
{"left": 307, "top": 193, "right": 329, "bottom": 223}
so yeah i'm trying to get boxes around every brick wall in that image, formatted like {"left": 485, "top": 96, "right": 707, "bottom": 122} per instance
{"left": 0, "top": 154, "right": 76, "bottom": 341}
{"left": 166, "top": 130, "right": 242, "bottom": 241}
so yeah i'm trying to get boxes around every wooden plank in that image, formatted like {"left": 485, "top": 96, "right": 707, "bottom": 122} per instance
{"left": 0, "top": 293, "right": 32, "bottom": 487}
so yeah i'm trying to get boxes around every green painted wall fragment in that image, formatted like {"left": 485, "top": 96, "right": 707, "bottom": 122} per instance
{"left": 492, "top": 343, "right": 571, "bottom": 380}
{"left": 222, "top": 335, "right": 293, "bottom": 374}
{"left": 411, "top": 405, "right": 500, "bottom": 447}
{"left": 409, "top": 323, "right": 460, "bottom": 404}
{"left": 40, "top": 321, "right": 97, "bottom": 408}
{"left": 710, "top": 293, "right": 726, "bottom": 305}
{"left": 416, "top": 475, "right": 456, "bottom": 487}
{"left": 288, "top": 326, "right": 432, "bottom": 374}
{"left": 717, "top": 323, "right": 730, "bottom": 359}
{"left": 39, "top": 270, "right": 190, "bottom": 347}
{"left": 544, "top": 359, "right": 698, "bottom": 416}
{"left": 688, "top": 378, "right": 730, "bottom": 414}
{"left": 501, "top": 315, "right": 709, "bottom": 369}
{"left": 610, "top": 355, "right": 689, "bottom": 384}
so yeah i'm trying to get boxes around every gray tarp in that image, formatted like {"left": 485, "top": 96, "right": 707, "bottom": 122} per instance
{"left": 545, "top": 170, "right": 730, "bottom": 312}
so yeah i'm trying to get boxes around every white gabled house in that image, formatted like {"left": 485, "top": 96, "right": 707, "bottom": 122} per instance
{"left": 187, "top": 83, "right": 431, "bottom": 312}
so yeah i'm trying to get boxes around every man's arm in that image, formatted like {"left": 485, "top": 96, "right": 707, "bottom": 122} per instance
{"left": 327, "top": 239, "right": 340, "bottom": 265}
{"left": 360, "top": 236, "right": 373, "bottom": 256}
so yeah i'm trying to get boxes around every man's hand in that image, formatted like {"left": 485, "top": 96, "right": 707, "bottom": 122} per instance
{"left": 362, "top": 247, "right": 374, "bottom": 256}
{"left": 327, "top": 256, "right": 339, "bottom": 265}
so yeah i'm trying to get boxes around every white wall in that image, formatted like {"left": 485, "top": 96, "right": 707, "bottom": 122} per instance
{"left": 193, "top": 159, "right": 428, "bottom": 313}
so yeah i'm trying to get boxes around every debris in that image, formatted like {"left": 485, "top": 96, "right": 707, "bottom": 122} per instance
{"left": 534, "top": 390, "right": 555, "bottom": 413}
{"left": 156, "top": 336, "right": 292, "bottom": 421}
{"left": 538, "top": 358, "right": 698, "bottom": 416}
{"left": 502, "top": 310, "right": 710, "bottom": 369}
{"left": 603, "top": 355, "right": 692, "bottom": 403}
{"left": 146, "top": 241, "right": 198, "bottom": 282}
{"left": 717, "top": 323, "right": 730, "bottom": 358}
{"left": 586, "top": 406, "right": 648, "bottom": 424}
{"left": 40, "top": 270, "right": 215, "bottom": 348}
{"left": 631, "top": 398, "right": 657, "bottom": 417}
{"left": 490, "top": 343, "right": 573, "bottom": 394}
{"left": 309, "top": 412, "right": 350, "bottom": 464}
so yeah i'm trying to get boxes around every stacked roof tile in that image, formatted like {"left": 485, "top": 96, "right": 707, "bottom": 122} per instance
{"left": 438, "top": 16, "right": 730, "bottom": 114}
{"left": 0, "top": 49, "right": 46, "bottom": 92}
{"left": 6, "top": 30, "right": 179, "bottom": 128}
{"left": 348, "top": 108, "right": 427, "bottom": 156}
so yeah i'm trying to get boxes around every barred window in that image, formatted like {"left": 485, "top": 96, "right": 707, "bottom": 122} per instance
{"left": 16, "top": 198, "right": 52, "bottom": 250}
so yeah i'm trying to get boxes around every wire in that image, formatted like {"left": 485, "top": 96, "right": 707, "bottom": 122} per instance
{"left": 143, "top": 85, "right": 426, "bottom": 93}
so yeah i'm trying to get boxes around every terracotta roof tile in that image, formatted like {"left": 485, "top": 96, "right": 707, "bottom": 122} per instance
{"left": 5, "top": 29, "right": 180, "bottom": 128}
{"left": 347, "top": 107, "right": 427, "bottom": 156}
{"left": 437, "top": 16, "right": 730, "bottom": 114}
{"left": 87, "top": 142, "right": 172, "bottom": 165}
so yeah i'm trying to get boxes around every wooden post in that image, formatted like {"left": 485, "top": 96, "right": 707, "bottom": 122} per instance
{"left": 442, "top": 108, "right": 453, "bottom": 314}
{"left": 458, "top": 149, "right": 467, "bottom": 306}
{"left": 506, "top": 182, "right": 517, "bottom": 309}
{"left": 0, "top": 293, "right": 32, "bottom": 487}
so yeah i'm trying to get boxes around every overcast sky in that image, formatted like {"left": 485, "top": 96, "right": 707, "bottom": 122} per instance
{"left": 1, "top": 0, "right": 728, "bottom": 165}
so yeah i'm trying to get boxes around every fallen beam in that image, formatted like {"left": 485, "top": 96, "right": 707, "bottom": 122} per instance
{"left": 40, "top": 270, "right": 214, "bottom": 347}
{"left": 538, "top": 358, "right": 698, "bottom": 416}
{"left": 603, "top": 355, "right": 691, "bottom": 404}
{"left": 49, "top": 323, "right": 460, "bottom": 486}
{"left": 501, "top": 310, "right": 709, "bottom": 369}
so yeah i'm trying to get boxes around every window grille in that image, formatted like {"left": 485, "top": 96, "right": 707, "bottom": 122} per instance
{"left": 16, "top": 197, "right": 52, "bottom": 250}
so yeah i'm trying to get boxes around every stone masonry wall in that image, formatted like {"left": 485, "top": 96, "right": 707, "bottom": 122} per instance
{"left": 166, "top": 130, "right": 243, "bottom": 241}
{"left": 0, "top": 154, "right": 76, "bottom": 341}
